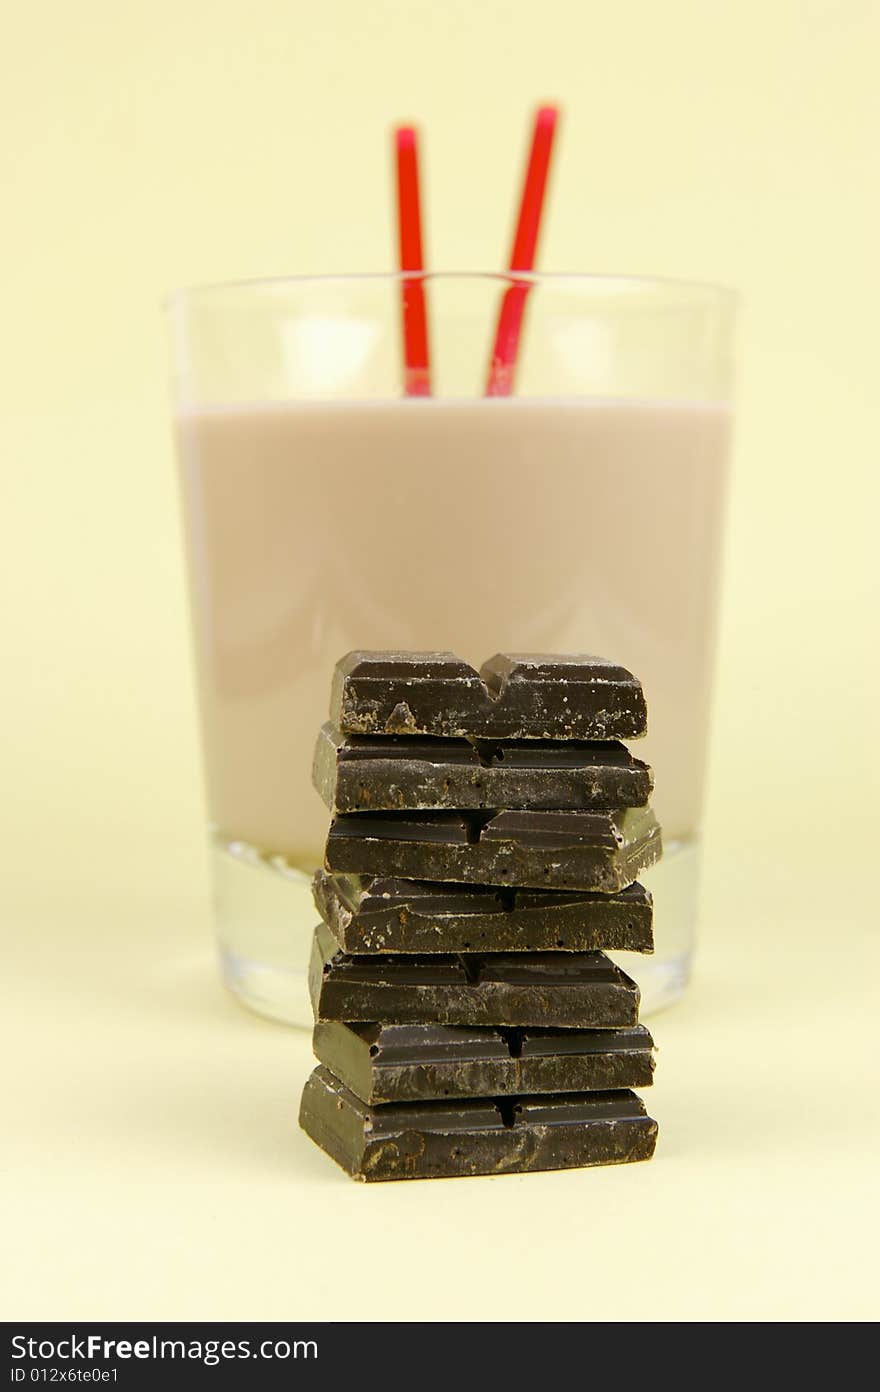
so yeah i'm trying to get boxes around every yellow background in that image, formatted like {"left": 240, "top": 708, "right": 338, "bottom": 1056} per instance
{"left": 2, "top": 0, "right": 878, "bottom": 1322}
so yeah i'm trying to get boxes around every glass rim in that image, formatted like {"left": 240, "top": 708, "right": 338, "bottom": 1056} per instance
{"left": 165, "top": 269, "right": 738, "bottom": 309}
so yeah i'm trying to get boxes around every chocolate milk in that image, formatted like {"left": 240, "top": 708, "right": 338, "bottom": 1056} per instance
{"left": 176, "top": 397, "right": 730, "bottom": 862}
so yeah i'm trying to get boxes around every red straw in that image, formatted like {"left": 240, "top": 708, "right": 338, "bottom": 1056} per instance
{"left": 394, "top": 126, "right": 432, "bottom": 396}
{"left": 485, "top": 105, "right": 560, "bottom": 396}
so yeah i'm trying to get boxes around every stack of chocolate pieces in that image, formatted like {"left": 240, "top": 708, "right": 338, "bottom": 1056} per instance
{"left": 299, "top": 652, "right": 662, "bottom": 1182}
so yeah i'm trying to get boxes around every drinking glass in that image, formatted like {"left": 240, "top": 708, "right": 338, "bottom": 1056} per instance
{"left": 167, "top": 272, "right": 735, "bottom": 1026}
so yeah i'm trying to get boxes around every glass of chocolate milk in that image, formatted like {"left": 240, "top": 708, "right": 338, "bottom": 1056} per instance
{"left": 167, "top": 273, "right": 734, "bottom": 1026}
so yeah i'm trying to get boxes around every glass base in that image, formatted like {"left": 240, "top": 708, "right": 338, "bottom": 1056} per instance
{"left": 210, "top": 834, "right": 700, "bottom": 1028}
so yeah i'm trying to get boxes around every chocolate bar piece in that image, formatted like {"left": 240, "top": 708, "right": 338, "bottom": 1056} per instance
{"left": 309, "top": 921, "right": 640, "bottom": 1028}
{"left": 312, "top": 1020, "right": 655, "bottom": 1104}
{"left": 313, "top": 871, "right": 654, "bottom": 954}
{"left": 313, "top": 723, "right": 653, "bottom": 814}
{"left": 324, "top": 806, "right": 661, "bottom": 893}
{"left": 331, "top": 651, "right": 647, "bottom": 740}
{"left": 299, "top": 1066, "right": 657, "bottom": 1181}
